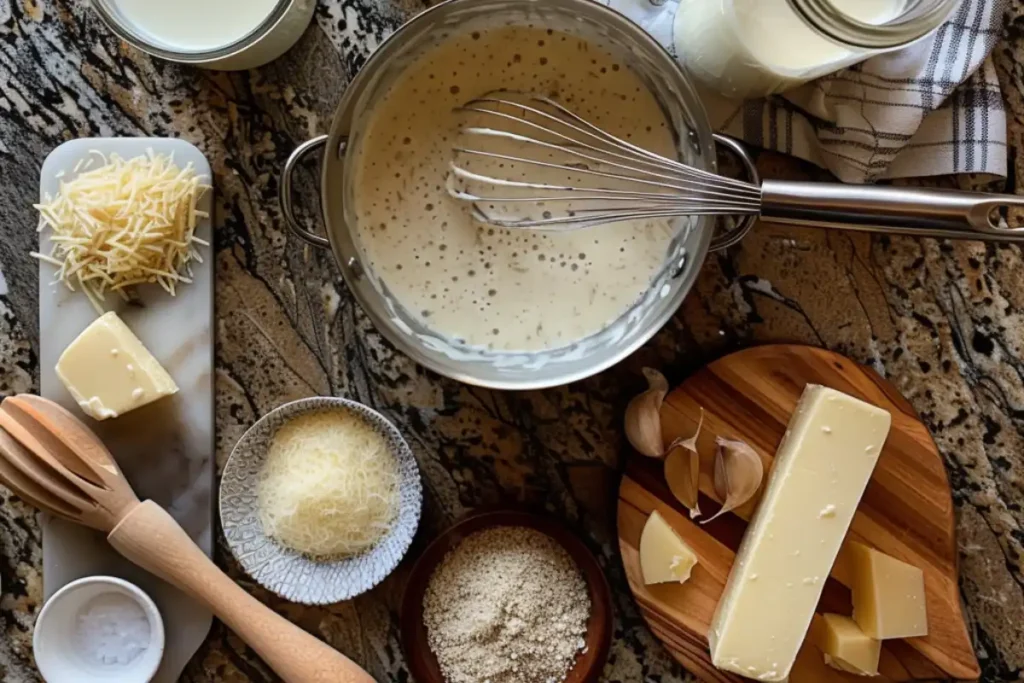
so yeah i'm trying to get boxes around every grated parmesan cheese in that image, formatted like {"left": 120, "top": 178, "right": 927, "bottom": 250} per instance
{"left": 32, "top": 151, "right": 210, "bottom": 313}
{"left": 257, "top": 409, "right": 400, "bottom": 559}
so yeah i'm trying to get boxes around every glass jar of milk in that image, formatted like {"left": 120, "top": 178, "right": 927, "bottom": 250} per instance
{"left": 92, "top": 0, "right": 315, "bottom": 70}
{"left": 673, "top": 0, "right": 959, "bottom": 99}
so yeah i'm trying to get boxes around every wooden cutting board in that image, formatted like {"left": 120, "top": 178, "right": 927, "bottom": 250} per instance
{"left": 617, "top": 345, "right": 979, "bottom": 683}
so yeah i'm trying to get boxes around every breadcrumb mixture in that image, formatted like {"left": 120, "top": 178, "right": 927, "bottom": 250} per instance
{"left": 423, "top": 526, "right": 591, "bottom": 683}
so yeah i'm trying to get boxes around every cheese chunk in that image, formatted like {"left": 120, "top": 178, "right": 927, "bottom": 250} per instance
{"left": 811, "top": 613, "right": 881, "bottom": 676}
{"left": 639, "top": 510, "right": 698, "bottom": 585}
{"left": 56, "top": 312, "right": 178, "bottom": 420}
{"left": 846, "top": 542, "right": 928, "bottom": 639}
{"left": 708, "top": 385, "right": 891, "bottom": 681}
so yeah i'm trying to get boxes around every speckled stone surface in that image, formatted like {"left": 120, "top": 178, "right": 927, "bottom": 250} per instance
{"left": 1, "top": 1, "right": 1024, "bottom": 681}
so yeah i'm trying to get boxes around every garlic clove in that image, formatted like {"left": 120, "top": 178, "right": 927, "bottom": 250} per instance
{"left": 701, "top": 436, "right": 764, "bottom": 524}
{"left": 663, "top": 409, "right": 704, "bottom": 518}
{"left": 624, "top": 368, "right": 670, "bottom": 458}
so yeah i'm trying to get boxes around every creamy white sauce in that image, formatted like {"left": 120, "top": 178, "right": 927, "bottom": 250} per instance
{"left": 674, "top": 0, "right": 906, "bottom": 98}
{"left": 353, "top": 26, "right": 678, "bottom": 352}
{"left": 112, "top": 0, "right": 279, "bottom": 52}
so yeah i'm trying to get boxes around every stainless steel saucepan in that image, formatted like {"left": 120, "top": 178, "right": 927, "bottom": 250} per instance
{"left": 280, "top": 0, "right": 1024, "bottom": 391}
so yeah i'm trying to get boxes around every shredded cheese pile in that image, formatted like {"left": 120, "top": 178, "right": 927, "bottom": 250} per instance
{"left": 32, "top": 151, "right": 210, "bottom": 313}
{"left": 258, "top": 409, "right": 400, "bottom": 559}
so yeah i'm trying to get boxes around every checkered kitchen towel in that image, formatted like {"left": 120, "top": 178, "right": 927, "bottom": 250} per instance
{"left": 609, "top": 0, "right": 1007, "bottom": 184}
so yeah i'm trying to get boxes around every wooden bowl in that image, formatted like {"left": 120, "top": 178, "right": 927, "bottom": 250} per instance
{"left": 400, "top": 509, "right": 613, "bottom": 683}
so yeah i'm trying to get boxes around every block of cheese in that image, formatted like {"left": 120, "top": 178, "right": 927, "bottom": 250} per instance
{"left": 846, "top": 541, "right": 928, "bottom": 639}
{"left": 811, "top": 613, "right": 881, "bottom": 676}
{"left": 55, "top": 311, "right": 178, "bottom": 420}
{"left": 639, "top": 510, "right": 698, "bottom": 585}
{"left": 708, "top": 385, "right": 891, "bottom": 681}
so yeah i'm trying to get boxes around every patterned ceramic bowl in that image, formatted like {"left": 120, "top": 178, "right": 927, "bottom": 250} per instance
{"left": 219, "top": 397, "right": 422, "bottom": 604}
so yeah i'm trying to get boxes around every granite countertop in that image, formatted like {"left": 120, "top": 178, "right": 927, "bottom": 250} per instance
{"left": 1, "top": 0, "right": 1024, "bottom": 681}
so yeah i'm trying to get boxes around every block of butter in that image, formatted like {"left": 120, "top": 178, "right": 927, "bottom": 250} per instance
{"left": 55, "top": 312, "right": 178, "bottom": 420}
{"left": 811, "top": 613, "right": 881, "bottom": 676}
{"left": 708, "top": 385, "right": 891, "bottom": 681}
{"left": 846, "top": 541, "right": 928, "bottom": 639}
{"left": 639, "top": 510, "right": 698, "bottom": 585}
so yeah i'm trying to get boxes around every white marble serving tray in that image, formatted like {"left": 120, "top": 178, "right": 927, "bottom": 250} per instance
{"left": 38, "top": 138, "right": 214, "bottom": 682}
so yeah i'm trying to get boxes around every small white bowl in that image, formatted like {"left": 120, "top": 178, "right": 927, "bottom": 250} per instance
{"left": 33, "top": 576, "right": 165, "bottom": 683}
{"left": 90, "top": 0, "right": 316, "bottom": 70}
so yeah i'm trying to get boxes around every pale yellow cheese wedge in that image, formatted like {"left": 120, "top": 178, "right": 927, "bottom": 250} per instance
{"left": 811, "top": 613, "right": 881, "bottom": 676}
{"left": 845, "top": 541, "right": 928, "bottom": 639}
{"left": 639, "top": 510, "right": 698, "bottom": 585}
{"left": 56, "top": 312, "right": 178, "bottom": 420}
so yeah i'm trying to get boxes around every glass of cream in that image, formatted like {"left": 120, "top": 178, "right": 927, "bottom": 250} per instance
{"left": 91, "top": 0, "right": 316, "bottom": 70}
{"left": 673, "top": 0, "right": 959, "bottom": 98}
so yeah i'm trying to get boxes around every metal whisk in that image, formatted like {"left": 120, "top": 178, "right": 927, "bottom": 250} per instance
{"left": 448, "top": 92, "right": 1024, "bottom": 245}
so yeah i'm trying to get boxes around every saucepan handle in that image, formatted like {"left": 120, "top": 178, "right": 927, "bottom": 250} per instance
{"left": 280, "top": 135, "right": 334, "bottom": 249}
{"left": 760, "top": 180, "right": 1024, "bottom": 242}
{"left": 709, "top": 134, "right": 760, "bottom": 251}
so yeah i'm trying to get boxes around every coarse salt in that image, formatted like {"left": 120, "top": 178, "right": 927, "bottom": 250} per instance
{"left": 74, "top": 592, "right": 151, "bottom": 666}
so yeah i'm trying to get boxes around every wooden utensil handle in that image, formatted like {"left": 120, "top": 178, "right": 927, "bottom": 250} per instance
{"left": 108, "top": 501, "right": 376, "bottom": 683}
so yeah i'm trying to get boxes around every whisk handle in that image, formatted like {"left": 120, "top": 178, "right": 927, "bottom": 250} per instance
{"left": 760, "top": 180, "right": 1024, "bottom": 242}
{"left": 109, "top": 501, "right": 376, "bottom": 683}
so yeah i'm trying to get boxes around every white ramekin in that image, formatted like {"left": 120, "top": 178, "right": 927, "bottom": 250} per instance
{"left": 33, "top": 576, "right": 165, "bottom": 683}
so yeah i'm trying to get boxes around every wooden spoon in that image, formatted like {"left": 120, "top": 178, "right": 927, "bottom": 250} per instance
{"left": 0, "top": 394, "right": 375, "bottom": 683}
